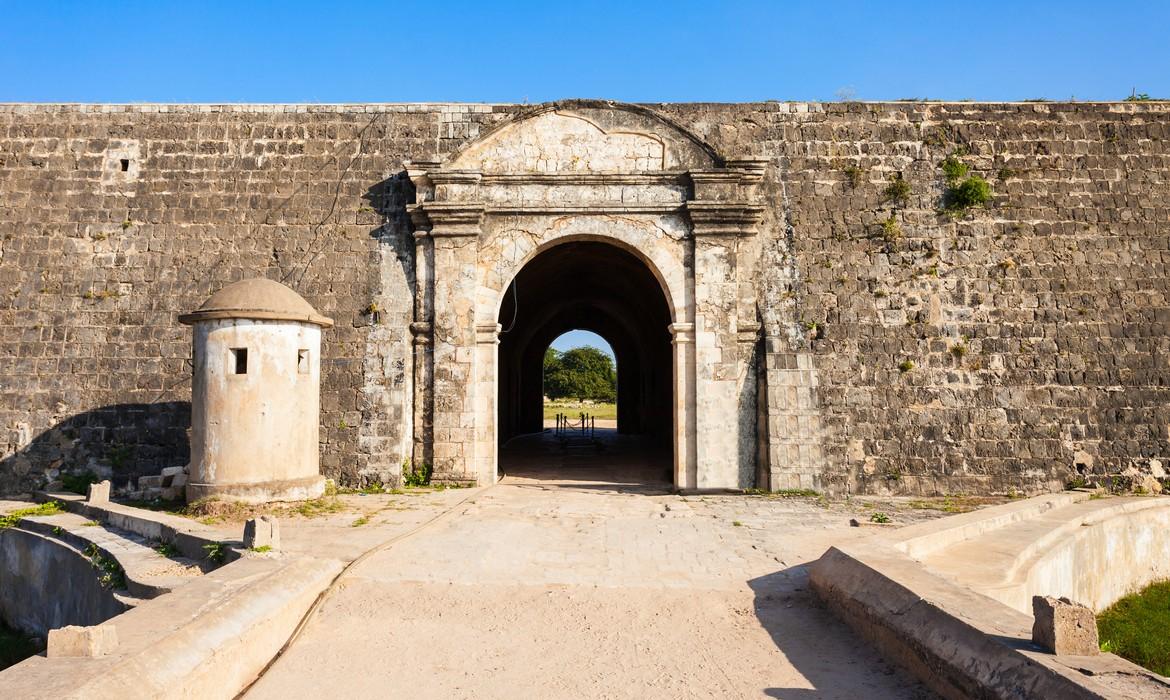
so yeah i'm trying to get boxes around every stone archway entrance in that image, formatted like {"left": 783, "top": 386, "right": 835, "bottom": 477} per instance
{"left": 496, "top": 241, "right": 672, "bottom": 445}
{"left": 406, "top": 101, "right": 766, "bottom": 490}
{"left": 495, "top": 240, "right": 674, "bottom": 483}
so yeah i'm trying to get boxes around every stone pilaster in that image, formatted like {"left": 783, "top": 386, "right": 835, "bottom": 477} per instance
{"left": 686, "top": 189, "right": 764, "bottom": 489}
{"left": 412, "top": 198, "right": 484, "bottom": 483}
{"left": 409, "top": 319, "right": 433, "bottom": 471}
{"left": 669, "top": 322, "right": 697, "bottom": 489}
{"left": 406, "top": 162, "right": 438, "bottom": 475}
{"left": 473, "top": 322, "right": 501, "bottom": 484}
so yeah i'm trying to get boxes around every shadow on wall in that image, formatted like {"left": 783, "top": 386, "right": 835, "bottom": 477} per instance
{"left": 364, "top": 170, "right": 416, "bottom": 303}
{"left": 0, "top": 402, "right": 190, "bottom": 496}
{"left": 748, "top": 567, "right": 934, "bottom": 699}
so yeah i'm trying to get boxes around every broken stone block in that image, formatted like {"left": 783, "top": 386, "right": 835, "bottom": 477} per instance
{"left": 243, "top": 515, "right": 280, "bottom": 550}
{"left": 46, "top": 624, "right": 118, "bottom": 658}
{"left": 159, "top": 466, "right": 187, "bottom": 488}
{"left": 1032, "top": 596, "right": 1099, "bottom": 656}
{"left": 137, "top": 475, "right": 164, "bottom": 489}
{"left": 1072, "top": 450, "right": 1094, "bottom": 471}
{"left": 86, "top": 480, "right": 111, "bottom": 504}
{"left": 1138, "top": 474, "right": 1163, "bottom": 495}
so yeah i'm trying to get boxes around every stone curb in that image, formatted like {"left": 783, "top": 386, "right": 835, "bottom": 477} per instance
{"left": 809, "top": 540, "right": 1170, "bottom": 699}
{"left": 34, "top": 491, "right": 241, "bottom": 566}
{"left": 0, "top": 554, "right": 344, "bottom": 699}
{"left": 18, "top": 512, "right": 200, "bottom": 600}
{"left": 890, "top": 492, "right": 1088, "bottom": 558}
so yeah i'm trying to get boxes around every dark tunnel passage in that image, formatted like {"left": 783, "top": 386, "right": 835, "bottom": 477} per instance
{"left": 496, "top": 241, "right": 673, "bottom": 459}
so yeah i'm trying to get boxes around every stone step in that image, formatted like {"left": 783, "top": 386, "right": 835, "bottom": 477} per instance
{"left": 16, "top": 510, "right": 204, "bottom": 600}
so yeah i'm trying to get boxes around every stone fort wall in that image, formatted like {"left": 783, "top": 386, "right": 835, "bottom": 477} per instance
{"left": 1, "top": 101, "right": 1166, "bottom": 495}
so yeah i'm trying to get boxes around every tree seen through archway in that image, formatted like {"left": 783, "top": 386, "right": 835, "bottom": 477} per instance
{"left": 543, "top": 344, "right": 616, "bottom": 402}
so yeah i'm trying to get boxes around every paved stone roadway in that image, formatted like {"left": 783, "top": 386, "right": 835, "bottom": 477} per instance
{"left": 246, "top": 433, "right": 935, "bottom": 699}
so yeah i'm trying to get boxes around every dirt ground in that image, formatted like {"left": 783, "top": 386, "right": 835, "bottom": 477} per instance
{"left": 247, "top": 580, "right": 929, "bottom": 700}
{"left": 244, "top": 433, "right": 944, "bottom": 699}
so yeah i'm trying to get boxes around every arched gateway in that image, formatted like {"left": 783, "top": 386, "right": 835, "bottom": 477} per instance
{"left": 406, "top": 101, "right": 767, "bottom": 490}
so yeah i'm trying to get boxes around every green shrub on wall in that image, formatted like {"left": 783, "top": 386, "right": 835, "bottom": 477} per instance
{"left": 883, "top": 176, "right": 912, "bottom": 205}
{"left": 940, "top": 150, "right": 993, "bottom": 213}
{"left": 947, "top": 175, "right": 992, "bottom": 209}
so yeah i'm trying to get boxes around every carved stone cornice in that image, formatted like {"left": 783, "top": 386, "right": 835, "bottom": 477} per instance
{"left": 430, "top": 169, "right": 483, "bottom": 185}
{"left": 685, "top": 201, "right": 765, "bottom": 236}
{"left": 725, "top": 158, "right": 769, "bottom": 182}
{"left": 403, "top": 159, "right": 767, "bottom": 237}
{"left": 486, "top": 204, "right": 685, "bottom": 216}
{"left": 689, "top": 170, "right": 742, "bottom": 185}
{"left": 404, "top": 159, "right": 441, "bottom": 204}
{"left": 669, "top": 322, "right": 696, "bottom": 344}
{"left": 411, "top": 202, "right": 485, "bottom": 237}
{"left": 736, "top": 322, "right": 762, "bottom": 344}
{"left": 410, "top": 321, "right": 433, "bottom": 345}
{"left": 689, "top": 161, "right": 767, "bottom": 201}
{"left": 475, "top": 322, "right": 502, "bottom": 345}
{"left": 480, "top": 171, "right": 689, "bottom": 186}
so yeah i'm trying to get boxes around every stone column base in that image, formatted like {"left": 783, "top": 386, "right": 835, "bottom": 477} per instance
{"left": 185, "top": 475, "right": 325, "bottom": 504}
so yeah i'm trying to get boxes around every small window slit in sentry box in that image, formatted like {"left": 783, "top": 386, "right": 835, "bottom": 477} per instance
{"left": 231, "top": 348, "right": 248, "bottom": 375}
{"left": 297, "top": 349, "right": 309, "bottom": 374}
{"left": 119, "top": 158, "right": 130, "bottom": 172}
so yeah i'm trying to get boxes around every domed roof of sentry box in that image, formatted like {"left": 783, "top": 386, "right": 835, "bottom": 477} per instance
{"left": 178, "top": 278, "right": 333, "bottom": 328}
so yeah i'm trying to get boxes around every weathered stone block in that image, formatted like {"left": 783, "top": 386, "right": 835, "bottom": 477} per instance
{"left": 159, "top": 466, "right": 185, "bottom": 488}
{"left": 137, "top": 475, "right": 164, "bottom": 489}
{"left": 46, "top": 624, "right": 118, "bottom": 658}
{"left": 1032, "top": 595, "right": 1099, "bottom": 656}
{"left": 86, "top": 480, "right": 111, "bottom": 504}
{"left": 243, "top": 515, "right": 280, "bottom": 550}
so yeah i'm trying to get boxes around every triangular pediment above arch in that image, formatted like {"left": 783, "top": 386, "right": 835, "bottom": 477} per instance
{"left": 448, "top": 103, "right": 720, "bottom": 174}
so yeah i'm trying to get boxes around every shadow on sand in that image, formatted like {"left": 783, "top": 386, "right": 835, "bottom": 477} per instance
{"left": 748, "top": 566, "right": 937, "bottom": 699}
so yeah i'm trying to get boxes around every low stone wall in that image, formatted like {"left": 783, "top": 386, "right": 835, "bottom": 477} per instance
{"left": 0, "top": 527, "right": 127, "bottom": 636}
{"left": 894, "top": 492, "right": 1087, "bottom": 559}
{"left": 1, "top": 493, "right": 232, "bottom": 640}
{"left": 36, "top": 490, "right": 238, "bottom": 564}
{"left": 896, "top": 494, "right": 1170, "bottom": 614}
{"left": 810, "top": 495, "right": 1170, "bottom": 698}
{"left": 0, "top": 555, "right": 344, "bottom": 700}
{"left": 810, "top": 545, "right": 1117, "bottom": 699}
{"left": 1009, "top": 499, "right": 1170, "bottom": 613}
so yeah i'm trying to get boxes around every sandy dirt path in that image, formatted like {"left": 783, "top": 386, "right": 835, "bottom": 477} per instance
{"left": 245, "top": 453, "right": 935, "bottom": 699}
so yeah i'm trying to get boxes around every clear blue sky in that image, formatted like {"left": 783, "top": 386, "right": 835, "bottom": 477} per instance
{"left": 1, "top": 1, "right": 1166, "bottom": 103}
{"left": 550, "top": 331, "right": 614, "bottom": 360}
